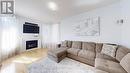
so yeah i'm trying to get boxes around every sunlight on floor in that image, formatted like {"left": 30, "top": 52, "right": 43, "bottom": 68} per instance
{"left": 13, "top": 56, "right": 38, "bottom": 64}
{"left": 1, "top": 63, "right": 16, "bottom": 73}
{"left": 0, "top": 48, "right": 48, "bottom": 73}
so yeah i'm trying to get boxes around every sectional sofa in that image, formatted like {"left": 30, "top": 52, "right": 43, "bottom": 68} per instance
{"left": 48, "top": 40, "right": 130, "bottom": 73}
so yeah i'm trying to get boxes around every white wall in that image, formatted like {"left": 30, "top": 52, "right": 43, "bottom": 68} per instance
{"left": 0, "top": 19, "right": 2, "bottom": 62}
{"left": 0, "top": 15, "right": 50, "bottom": 62}
{"left": 52, "top": 24, "right": 60, "bottom": 44}
{"left": 15, "top": 15, "right": 44, "bottom": 53}
{"left": 121, "top": 0, "right": 130, "bottom": 48}
{"left": 60, "top": 2, "right": 122, "bottom": 44}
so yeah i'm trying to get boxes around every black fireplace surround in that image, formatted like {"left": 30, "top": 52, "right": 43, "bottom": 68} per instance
{"left": 26, "top": 40, "right": 38, "bottom": 50}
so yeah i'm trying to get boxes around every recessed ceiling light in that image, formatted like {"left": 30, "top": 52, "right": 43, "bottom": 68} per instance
{"left": 48, "top": 1, "right": 58, "bottom": 11}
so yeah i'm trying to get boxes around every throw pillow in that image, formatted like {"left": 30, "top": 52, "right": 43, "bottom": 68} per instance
{"left": 101, "top": 44, "right": 118, "bottom": 58}
{"left": 61, "top": 41, "right": 67, "bottom": 47}
{"left": 120, "top": 53, "right": 130, "bottom": 73}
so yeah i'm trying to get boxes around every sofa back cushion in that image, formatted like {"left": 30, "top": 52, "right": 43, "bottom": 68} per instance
{"left": 72, "top": 41, "right": 82, "bottom": 49}
{"left": 61, "top": 41, "right": 68, "bottom": 47}
{"left": 67, "top": 41, "right": 72, "bottom": 48}
{"left": 120, "top": 53, "right": 130, "bottom": 73}
{"left": 82, "top": 42, "right": 96, "bottom": 52}
{"left": 96, "top": 43, "right": 103, "bottom": 53}
{"left": 116, "top": 45, "right": 130, "bottom": 62}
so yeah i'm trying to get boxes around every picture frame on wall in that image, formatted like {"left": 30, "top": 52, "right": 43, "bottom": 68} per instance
{"left": 73, "top": 17, "right": 100, "bottom": 36}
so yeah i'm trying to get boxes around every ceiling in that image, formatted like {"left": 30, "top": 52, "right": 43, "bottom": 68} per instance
{"left": 15, "top": 0, "right": 121, "bottom": 23}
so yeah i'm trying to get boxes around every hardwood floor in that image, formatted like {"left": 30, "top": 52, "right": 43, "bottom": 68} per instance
{"left": 0, "top": 48, "right": 108, "bottom": 73}
{"left": 0, "top": 48, "right": 48, "bottom": 73}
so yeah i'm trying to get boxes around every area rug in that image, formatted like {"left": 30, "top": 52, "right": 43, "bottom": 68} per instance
{"left": 28, "top": 57, "right": 95, "bottom": 73}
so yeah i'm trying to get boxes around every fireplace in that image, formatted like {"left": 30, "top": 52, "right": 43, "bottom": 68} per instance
{"left": 26, "top": 40, "right": 38, "bottom": 50}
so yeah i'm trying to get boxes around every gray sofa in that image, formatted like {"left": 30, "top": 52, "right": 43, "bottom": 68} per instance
{"left": 48, "top": 40, "right": 130, "bottom": 73}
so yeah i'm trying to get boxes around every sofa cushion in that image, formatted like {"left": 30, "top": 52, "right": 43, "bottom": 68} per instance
{"left": 48, "top": 47, "right": 67, "bottom": 58}
{"left": 78, "top": 50, "right": 96, "bottom": 60}
{"left": 96, "top": 53, "right": 119, "bottom": 62}
{"left": 82, "top": 42, "right": 96, "bottom": 52}
{"left": 116, "top": 45, "right": 130, "bottom": 62}
{"left": 67, "top": 48, "right": 81, "bottom": 56}
{"left": 120, "top": 53, "right": 130, "bottom": 73}
{"left": 71, "top": 41, "right": 82, "bottom": 49}
{"left": 67, "top": 40, "right": 72, "bottom": 48}
{"left": 95, "top": 58, "right": 127, "bottom": 73}
{"left": 101, "top": 44, "right": 118, "bottom": 58}
{"left": 96, "top": 43, "right": 103, "bottom": 53}
{"left": 61, "top": 41, "right": 68, "bottom": 47}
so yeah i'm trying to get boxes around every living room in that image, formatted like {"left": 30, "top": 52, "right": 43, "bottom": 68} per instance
{"left": 0, "top": 0, "right": 130, "bottom": 73}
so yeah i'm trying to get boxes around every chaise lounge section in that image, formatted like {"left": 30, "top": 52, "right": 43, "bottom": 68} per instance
{"left": 48, "top": 40, "right": 130, "bottom": 73}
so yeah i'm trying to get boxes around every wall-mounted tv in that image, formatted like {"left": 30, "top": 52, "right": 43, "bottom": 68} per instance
{"left": 23, "top": 22, "right": 39, "bottom": 34}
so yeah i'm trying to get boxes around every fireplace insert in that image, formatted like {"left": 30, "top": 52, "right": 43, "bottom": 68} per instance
{"left": 26, "top": 40, "right": 38, "bottom": 50}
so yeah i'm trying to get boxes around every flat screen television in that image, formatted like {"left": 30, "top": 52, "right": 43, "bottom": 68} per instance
{"left": 23, "top": 22, "right": 39, "bottom": 34}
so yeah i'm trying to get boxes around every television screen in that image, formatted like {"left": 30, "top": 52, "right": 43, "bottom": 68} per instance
{"left": 23, "top": 22, "right": 39, "bottom": 34}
